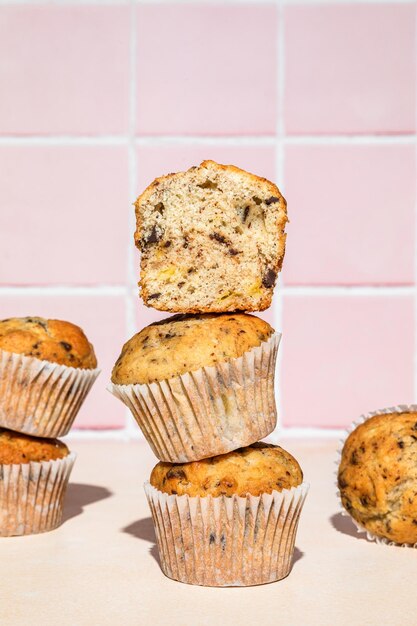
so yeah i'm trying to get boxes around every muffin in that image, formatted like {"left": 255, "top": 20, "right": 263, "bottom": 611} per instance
{"left": 338, "top": 408, "right": 417, "bottom": 545}
{"left": 0, "top": 429, "right": 75, "bottom": 536}
{"left": 109, "top": 313, "right": 281, "bottom": 462}
{"left": 135, "top": 160, "right": 287, "bottom": 313}
{"left": 145, "top": 443, "right": 309, "bottom": 586}
{"left": 0, "top": 317, "right": 100, "bottom": 438}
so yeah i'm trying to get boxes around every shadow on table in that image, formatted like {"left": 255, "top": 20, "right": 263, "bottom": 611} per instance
{"left": 330, "top": 512, "right": 368, "bottom": 541}
{"left": 123, "top": 516, "right": 305, "bottom": 569}
{"left": 123, "top": 517, "right": 160, "bottom": 564}
{"left": 62, "top": 483, "right": 112, "bottom": 523}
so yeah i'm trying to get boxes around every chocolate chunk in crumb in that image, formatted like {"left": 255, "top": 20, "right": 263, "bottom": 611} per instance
{"left": 210, "top": 232, "right": 228, "bottom": 246}
{"left": 229, "top": 248, "right": 239, "bottom": 256}
{"left": 265, "top": 196, "right": 279, "bottom": 205}
{"left": 262, "top": 269, "right": 277, "bottom": 288}
{"left": 177, "top": 281, "right": 185, "bottom": 288}
{"left": 242, "top": 206, "right": 250, "bottom": 223}
{"left": 147, "top": 293, "right": 161, "bottom": 300}
{"left": 144, "top": 226, "right": 160, "bottom": 245}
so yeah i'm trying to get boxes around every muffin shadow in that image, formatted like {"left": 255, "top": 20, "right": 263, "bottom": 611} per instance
{"left": 62, "top": 483, "right": 112, "bottom": 523}
{"left": 330, "top": 512, "right": 368, "bottom": 541}
{"left": 123, "top": 517, "right": 160, "bottom": 564}
{"left": 123, "top": 516, "right": 304, "bottom": 570}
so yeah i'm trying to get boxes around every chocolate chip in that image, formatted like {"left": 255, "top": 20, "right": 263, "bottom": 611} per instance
{"left": 413, "top": 422, "right": 417, "bottom": 431}
{"left": 262, "top": 269, "right": 277, "bottom": 288}
{"left": 350, "top": 450, "right": 359, "bottom": 466}
{"left": 32, "top": 343, "right": 39, "bottom": 350}
{"left": 60, "top": 341, "right": 72, "bottom": 352}
{"left": 177, "top": 281, "right": 185, "bottom": 288}
{"left": 165, "top": 333, "right": 176, "bottom": 339}
{"left": 265, "top": 196, "right": 279, "bottom": 205}
{"left": 155, "top": 202, "right": 165, "bottom": 214}
{"left": 144, "top": 226, "right": 160, "bottom": 245}
{"left": 413, "top": 520, "right": 417, "bottom": 525}
{"left": 183, "top": 236, "right": 189, "bottom": 249}
{"left": 360, "top": 496, "right": 369, "bottom": 507}
{"left": 228, "top": 248, "right": 239, "bottom": 256}
{"left": 166, "top": 468, "right": 187, "bottom": 480}
{"left": 147, "top": 293, "right": 161, "bottom": 300}
{"left": 338, "top": 476, "right": 348, "bottom": 489}
{"left": 220, "top": 534, "right": 226, "bottom": 551}
{"left": 242, "top": 206, "right": 250, "bottom": 223}
{"left": 164, "top": 241, "right": 171, "bottom": 248}
{"left": 398, "top": 441, "right": 405, "bottom": 449}
{"left": 210, "top": 232, "right": 228, "bottom": 245}
{"left": 252, "top": 196, "right": 262, "bottom": 205}
{"left": 209, "top": 532, "right": 216, "bottom": 544}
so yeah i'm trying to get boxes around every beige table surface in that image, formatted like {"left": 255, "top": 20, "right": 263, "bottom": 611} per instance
{"left": 1, "top": 438, "right": 415, "bottom": 626}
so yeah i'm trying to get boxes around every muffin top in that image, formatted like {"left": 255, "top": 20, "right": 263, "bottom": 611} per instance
{"left": 338, "top": 411, "right": 417, "bottom": 544}
{"left": 0, "top": 317, "right": 97, "bottom": 369}
{"left": 0, "top": 428, "right": 69, "bottom": 464}
{"left": 150, "top": 442, "right": 303, "bottom": 497}
{"left": 112, "top": 313, "right": 273, "bottom": 385}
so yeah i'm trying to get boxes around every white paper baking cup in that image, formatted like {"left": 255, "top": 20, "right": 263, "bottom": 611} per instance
{"left": 144, "top": 480, "right": 309, "bottom": 587}
{"left": 0, "top": 349, "right": 100, "bottom": 438}
{"left": 0, "top": 452, "right": 76, "bottom": 537}
{"left": 109, "top": 333, "right": 280, "bottom": 463}
{"left": 336, "top": 404, "right": 417, "bottom": 548}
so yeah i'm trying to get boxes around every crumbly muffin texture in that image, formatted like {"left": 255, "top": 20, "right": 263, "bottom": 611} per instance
{"left": 135, "top": 160, "right": 287, "bottom": 313}
{"left": 150, "top": 442, "right": 303, "bottom": 497}
{"left": 0, "top": 428, "right": 69, "bottom": 464}
{"left": 0, "top": 317, "right": 97, "bottom": 369}
{"left": 111, "top": 313, "right": 274, "bottom": 385}
{"left": 338, "top": 412, "right": 417, "bottom": 544}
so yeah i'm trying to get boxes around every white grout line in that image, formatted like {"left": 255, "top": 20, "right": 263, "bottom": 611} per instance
{"left": 0, "top": 285, "right": 129, "bottom": 296}
{"left": 0, "top": 284, "right": 413, "bottom": 297}
{"left": 414, "top": 4, "right": 417, "bottom": 404}
{"left": 0, "top": 134, "right": 415, "bottom": 147}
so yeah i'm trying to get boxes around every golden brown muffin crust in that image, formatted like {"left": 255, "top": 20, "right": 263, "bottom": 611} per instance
{"left": 0, "top": 317, "right": 97, "bottom": 369}
{"left": 0, "top": 428, "right": 69, "bottom": 464}
{"left": 338, "top": 411, "right": 417, "bottom": 544}
{"left": 150, "top": 442, "right": 303, "bottom": 497}
{"left": 111, "top": 313, "right": 274, "bottom": 385}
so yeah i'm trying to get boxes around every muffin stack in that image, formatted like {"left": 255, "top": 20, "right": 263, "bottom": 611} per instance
{"left": 110, "top": 160, "right": 309, "bottom": 586}
{"left": 0, "top": 317, "right": 100, "bottom": 536}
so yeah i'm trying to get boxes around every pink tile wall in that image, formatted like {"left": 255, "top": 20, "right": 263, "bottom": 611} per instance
{"left": 0, "top": 2, "right": 416, "bottom": 431}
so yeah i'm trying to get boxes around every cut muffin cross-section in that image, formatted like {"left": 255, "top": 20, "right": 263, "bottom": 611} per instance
{"left": 135, "top": 160, "right": 287, "bottom": 313}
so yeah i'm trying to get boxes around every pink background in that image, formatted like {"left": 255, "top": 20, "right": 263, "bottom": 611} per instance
{"left": 0, "top": 2, "right": 416, "bottom": 431}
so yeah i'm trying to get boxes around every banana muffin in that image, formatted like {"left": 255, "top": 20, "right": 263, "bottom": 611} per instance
{"left": 0, "top": 317, "right": 99, "bottom": 438}
{"left": 338, "top": 411, "right": 417, "bottom": 544}
{"left": 0, "top": 428, "right": 75, "bottom": 537}
{"left": 0, "top": 317, "right": 97, "bottom": 369}
{"left": 145, "top": 443, "right": 308, "bottom": 586}
{"left": 109, "top": 314, "right": 279, "bottom": 462}
{"left": 0, "top": 428, "right": 69, "bottom": 464}
{"left": 135, "top": 160, "right": 287, "bottom": 313}
{"left": 151, "top": 442, "right": 303, "bottom": 497}
{"left": 111, "top": 312, "right": 273, "bottom": 385}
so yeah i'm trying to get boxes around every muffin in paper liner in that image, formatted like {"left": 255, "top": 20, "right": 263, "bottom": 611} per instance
{"left": 0, "top": 452, "right": 76, "bottom": 537}
{"left": 108, "top": 332, "right": 281, "bottom": 463}
{"left": 0, "top": 349, "right": 100, "bottom": 438}
{"left": 335, "top": 404, "right": 417, "bottom": 548}
{"left": 144, "top": 480, "right": 309, "bottom": 587}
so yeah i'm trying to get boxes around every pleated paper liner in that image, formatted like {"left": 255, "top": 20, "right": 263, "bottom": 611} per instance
{"left": 0, "top": 349, "right": 100, "bottom": 438}
{"left": 0, "top": 452, "right": 76, "bottom": 537}
{"left": 109, "top": 332, "right": 281, "bottom": 463}
{"left": 145, "top": 480, "right": 309, "bottom": 587}
{"left": 335, "top": 404, "right": 417, "bottom": 548}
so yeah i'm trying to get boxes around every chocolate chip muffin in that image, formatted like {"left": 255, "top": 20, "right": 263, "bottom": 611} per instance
{"left": 0, "top": 317, "right": 100, "bottom": 438}
{"left": 338, "top": 411, "right": 417, "bottom": 544}
{"left": 0, "top": 428, "right": 75, "bottom": 537}
{"left": 145, "top": 443, "right": 308, "bottom": 586}
{"left": 0, "top": 428, "right": 69, "bottom": 464}
{"left": 150, "top": 442, "right": 303, "bottom": 497}
{"left": 111, "top": 312, "right": 273, "bottom": 385}
{"left": 110, "top": 313, "right": 279, "bottom": 463}
{"left": 0, "top": 317, "right": 97, "bottom": 369}
{"left": 135, "top": 160, "right": 287, "bottom": 313}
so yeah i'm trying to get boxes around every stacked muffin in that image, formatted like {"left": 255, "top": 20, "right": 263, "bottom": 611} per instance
{"left": 110, "top": 160, "right": 309, "bottom": 586}
{"left": 0, "top": 317, "right": 100, "bottom": 536}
